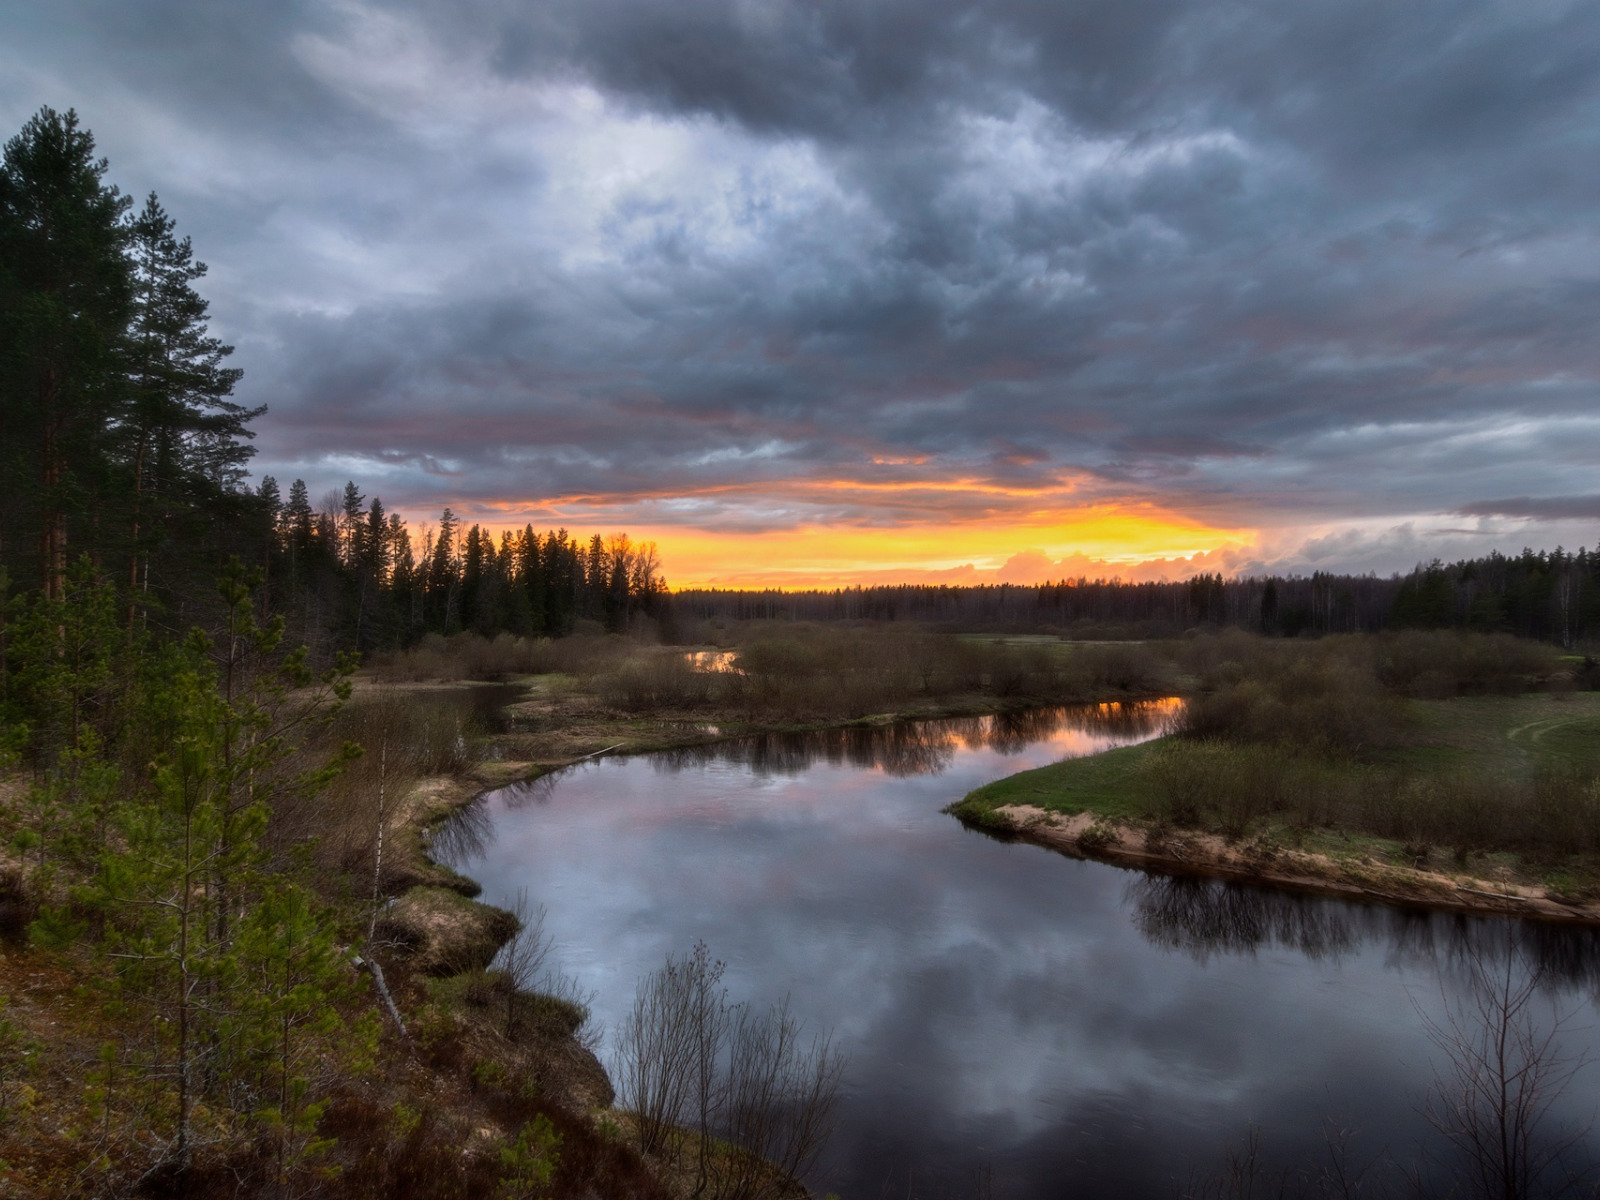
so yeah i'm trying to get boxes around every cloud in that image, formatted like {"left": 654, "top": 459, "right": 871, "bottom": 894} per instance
{"left": 5, "top": 0, "right": 1600, "bottom": 579}
{"left": 1455, "top": 495, "right": 1600, "bottom": 521}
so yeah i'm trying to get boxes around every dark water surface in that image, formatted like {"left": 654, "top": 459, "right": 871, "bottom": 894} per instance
{"left": 437, "top": 702, "right": 1600, "bottom": 1198}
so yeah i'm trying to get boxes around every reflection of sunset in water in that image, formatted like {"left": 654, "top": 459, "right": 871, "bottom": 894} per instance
{"left": 681, "top": 649, "right": 740, "bottom": 673}
{"left": 638, "top": 696, "right": 1183, "bottom": 780}
{"left": 437, "top": 699, "right": 1600, "bottom": 1199}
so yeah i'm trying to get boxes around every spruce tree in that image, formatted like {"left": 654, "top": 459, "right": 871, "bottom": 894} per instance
{"left": 338, "top": 480, "right": 365, "bottom": 569}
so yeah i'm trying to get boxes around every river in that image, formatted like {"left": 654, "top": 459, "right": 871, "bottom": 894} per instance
{"left": 436, "top": 701, "right": 1600, "bottom": 1198}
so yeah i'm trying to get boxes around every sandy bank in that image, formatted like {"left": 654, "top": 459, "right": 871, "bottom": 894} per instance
{"left": 969, "top": 804, "right": 1600, "bottom": 924}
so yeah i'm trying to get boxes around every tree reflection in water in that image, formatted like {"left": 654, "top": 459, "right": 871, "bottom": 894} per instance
{"left": 1129, "top": 873, "right": 1600, "bottom": 1001}
{"left": 1128, "top": 875, "right": 1364, "bottom": 964}
{"left": 427, "top": 792, "right": 495, "bottom": 862}
{"left": 650, "top": 699, "right": 1180, "bottom": 779}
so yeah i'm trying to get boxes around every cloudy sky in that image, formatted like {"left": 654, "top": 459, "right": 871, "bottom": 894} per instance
{"left": 6, "top": 1, "right": 1600, "bottom": 586}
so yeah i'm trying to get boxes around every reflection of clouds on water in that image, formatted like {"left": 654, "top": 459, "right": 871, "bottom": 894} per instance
{"left": 1128, "top": 874, "right": 1600, "bottom": 1001}
{"left": 438, "top": 699, "right": 1600, "bottom": 1198}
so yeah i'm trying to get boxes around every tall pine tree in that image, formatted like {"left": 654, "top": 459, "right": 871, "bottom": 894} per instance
{"left": 124, "top": 192, "right": 254, "bottom": 605}
{"left": 0, "top": 108, "right": 132, "bottom": 600}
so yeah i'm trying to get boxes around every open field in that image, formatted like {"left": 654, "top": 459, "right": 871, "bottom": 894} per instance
{"left": 950, "top": 630, "right": 1599, "bottom": 917}
{"left": 962, "top": 692, "right": 1600, "bottom": 814}
{"left": 951, "top": 692, "right": 1600, "bottom": 918}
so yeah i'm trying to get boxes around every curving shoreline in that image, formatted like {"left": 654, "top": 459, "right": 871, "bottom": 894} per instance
{"left": 395, "top": 687, "right": 1600, "bottom": 989}
{"left": 956, "top": 803, "right": 1600, "bottom": 924}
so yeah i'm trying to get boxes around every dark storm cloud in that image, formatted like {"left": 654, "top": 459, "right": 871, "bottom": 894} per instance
{"left": 4, "top": 0, "right": 1600, "bottom": 568}
{"left": 1457, "top": 495, "right": 1600, "bottom": 521}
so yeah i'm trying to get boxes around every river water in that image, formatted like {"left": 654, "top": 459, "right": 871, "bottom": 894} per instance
{"left": 436, "top": 701, "right": 1600, "bottom": 1198}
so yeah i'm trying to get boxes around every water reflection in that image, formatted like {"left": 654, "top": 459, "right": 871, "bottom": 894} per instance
{"left": 1129, "top": 874, "right": 1600, "bottom": 999}
{"left": 427, "top": 792, "right": 495, "bottom": 863}
{"left": 438, "top": 699, "right": 1600, "bottom": 1199}
{"left": 1129, "top": 875, "right": 1364, "bottom": 964}
{"left": 683, "top": 649, "right": 740, "bottom": 672}
{"left": 647, "top": 699, "right": 1180, "bottom": 779}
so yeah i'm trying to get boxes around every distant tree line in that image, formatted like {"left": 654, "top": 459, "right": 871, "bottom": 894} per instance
{"left": 676, "top": 548, "right": 1600, "bottom": 646}
{"left": 675, "top": 575, "right": 1395, "bottom": 635}
{"left": 1386, "top": 548, "right": 1599, "bottom": 647}
{"left": 255, "top": 478, "right": 668, "bottom": 653}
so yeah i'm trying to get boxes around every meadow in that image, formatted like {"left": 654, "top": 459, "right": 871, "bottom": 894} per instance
{"left": 951, "top": 630, "right": 1600, "bottom": 897}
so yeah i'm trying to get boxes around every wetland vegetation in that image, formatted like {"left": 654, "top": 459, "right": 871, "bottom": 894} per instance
{"left": 952, "top": 629, "right": 1600, "bottom": 913}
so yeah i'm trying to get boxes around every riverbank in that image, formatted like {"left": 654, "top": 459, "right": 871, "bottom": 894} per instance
{"left": 949, "top": 692, "right": 1600, "bottom": 925}
{"left": 366, "top": 674, "right": 1178, "bottom": 1198}
{"left": 954, "top": 802, "right": 1600, "bottom": 922}
{"left": 376, "top": 678, "right": 1178, "bottom": 967}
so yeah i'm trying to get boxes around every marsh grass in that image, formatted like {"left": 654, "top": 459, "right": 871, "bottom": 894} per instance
{"left": 270, "top": 687, "right": 492, "bottom": 887}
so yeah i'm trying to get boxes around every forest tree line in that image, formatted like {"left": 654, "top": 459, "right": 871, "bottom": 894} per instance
{"left": 258, "top": 477, "right": 669, "bottom": 654}
{"left": 676, "top": 547, "right": 1600, "bottom": 647}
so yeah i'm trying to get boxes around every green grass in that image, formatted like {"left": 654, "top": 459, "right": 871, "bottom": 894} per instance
{"left": 948, "top": 693, "right": 1600, "bottom": 889}
{"left": 954, "top": 740, "right": 1157, "bottom": 823}
{"left": 1379, "top": 692, "right": 1600, "bottom": 773}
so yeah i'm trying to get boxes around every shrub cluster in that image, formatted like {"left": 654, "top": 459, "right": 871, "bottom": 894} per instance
{"left": 369, "top": 630, "right": 633, "bottom": 682}
{"left": 1136, "top": 740, "right": 1600, "bottom": 860}
{"left": 599, "top": 628, "right": 1175, "bottom": 721}
{"left": 1175, "top": 630, "right": 1562, "bottom": 752}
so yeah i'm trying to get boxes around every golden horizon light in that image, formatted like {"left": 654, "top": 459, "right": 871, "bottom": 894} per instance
{"left": 447, "top": 498, "right": 1257, "bottom": 590}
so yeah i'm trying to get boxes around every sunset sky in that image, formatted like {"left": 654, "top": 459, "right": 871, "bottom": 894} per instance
{"left": 6, "top": 1, "right": 1600, "bottom": 588}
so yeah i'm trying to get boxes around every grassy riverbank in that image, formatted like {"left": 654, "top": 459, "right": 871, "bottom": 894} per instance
{"left": 951, "top": 635, "right": 1600, "bottom": 920}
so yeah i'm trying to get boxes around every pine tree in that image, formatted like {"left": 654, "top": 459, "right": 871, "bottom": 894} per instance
{"left": 0, "top": 108, "right": 133, "bottom": 600}
{"left": 124, "top": 193, "right": 254, "bottom": 605}
{"left": 428, "top": 509, "right": 459, "bottom": 631}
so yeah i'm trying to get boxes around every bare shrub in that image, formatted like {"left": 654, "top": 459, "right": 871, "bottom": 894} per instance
{"left": 615, "top": 944, "right": 845, "bottom": 1197}
{"left": 495, "top": 889, "right": 554, "bottom": 1039}
{"left": 718, "top": 997, "right": 845, "bottom": 1200}
{"left": 1418, "top": 925, "right": 1595, "bottom": 1198}
{"left": 1076, "top": 641, "right": 1172, "bottom": 694}
{"left": 616, "top": 946, "right": 715, "bottom": 1156}
{"left": 1136, "top": 740, "right": 1298, "bottom": 839}
{"left": 369, "top": 631, "right": 634, "bottom": 683}
{"left": 1374, "top": 630, "right": 1561, "bottom": 698}
{"left": 269, "top": 687, "right": 483, "bottom": 878}
{"left": 1181, "top": 645, "right": 1404, "bottom": 754}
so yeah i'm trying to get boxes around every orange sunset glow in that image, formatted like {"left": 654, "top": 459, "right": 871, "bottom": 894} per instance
{"left": 455, "top": 501, "right": 1256, "bottom": 589}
